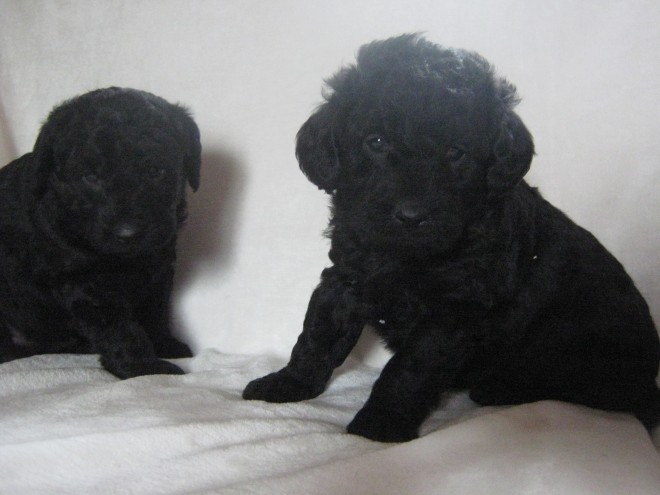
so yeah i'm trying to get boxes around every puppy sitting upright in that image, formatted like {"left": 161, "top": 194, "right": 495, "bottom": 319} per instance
{"left": 0, "top": 87, "right": 200, "bottom": 378}
{"left": 244, "top": 35, "right": 660, "bottom": 442}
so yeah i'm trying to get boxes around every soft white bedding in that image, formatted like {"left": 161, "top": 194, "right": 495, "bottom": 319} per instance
{"left": 2, "top": 350, "right": 659, "bottom": 495}
{"left": 2, "top": 3, "right": 660, "bottom": 494}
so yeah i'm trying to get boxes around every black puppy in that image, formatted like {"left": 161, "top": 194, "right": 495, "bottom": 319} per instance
{"left": 244, "top": 35, "right": 660, "bottom": 442}
{"left": 0, "top": 87, "right": 200, "bottom": 378}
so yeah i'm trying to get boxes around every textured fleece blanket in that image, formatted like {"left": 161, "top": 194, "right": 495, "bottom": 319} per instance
{"left": 1, "top": 350, "right": 659, "bottom": 495}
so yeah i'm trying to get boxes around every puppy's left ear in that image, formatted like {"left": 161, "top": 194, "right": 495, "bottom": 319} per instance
{"left": 296, "top": 105, "right": 340, "bottom": 194}
{"left": 487, "top": 111, "right": 534, "bottom": 195}
{"left": 171, "top": 106, "right": 202, "bottom": 191}
{"left": 31, "top": 111, "right": 65, "bottom": 196}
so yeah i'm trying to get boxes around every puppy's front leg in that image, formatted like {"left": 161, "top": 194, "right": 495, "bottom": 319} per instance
{"left": 243, "top": 268, "right": 365, "bottom": 403}
{"left": 94, "top": 319, "right": 185, "bottom": 379}
{"left": 71, "top": 298, "right": 184, "bottom": 378}
{"left": 136, "top": 267, "right": 193, "bottom": 359}
{"left": 347, "top": 332, "right": 465, "bottom": 442}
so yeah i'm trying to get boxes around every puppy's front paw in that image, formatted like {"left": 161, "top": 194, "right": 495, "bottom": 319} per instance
{"left": 243, "top": 369, "right": 324, "bottom": 403}
{"left": 102, "top": 357, "right": 185, "bottom": 379}
{"left": 347, "top": 405, "right": 419, "bottom": 443}
{"left": 154, "top": 338, "right": 193, "bottom": 359}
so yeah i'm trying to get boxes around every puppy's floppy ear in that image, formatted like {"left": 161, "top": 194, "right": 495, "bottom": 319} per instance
{"left": 487, "top": 110, "right": 534, "bottom": 195}
{"left": 31, "top": 109, "right": 67, "bottom": 196}
{"left": 170, "top": 105, "right": 202, "bottom": 192}
{"left": 296, "top": 105, "right": 340, "bottom": 194}
{"left": 32, "top": 127, "right": 55, "bottom": 193}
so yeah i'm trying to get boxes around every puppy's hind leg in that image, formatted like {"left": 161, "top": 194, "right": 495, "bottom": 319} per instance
{"left": 243, "top": 267, "right": 365, "bottom": 403}
{"left": 469, "top": 323, "right": 660, "bottom": 432}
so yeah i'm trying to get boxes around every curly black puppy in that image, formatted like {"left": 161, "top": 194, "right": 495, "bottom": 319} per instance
{"left": 244, "top": 35, "right": 660, "bottom": 442}
{"left": 0, "top": 87, "right": 201, "bottom": 379}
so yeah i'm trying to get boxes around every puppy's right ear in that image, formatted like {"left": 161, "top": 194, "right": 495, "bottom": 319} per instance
{"left": 487, "top": 111, "right": 534, "bottom": 196}
{"left": 295, "top": 105, "right": 340, "bottom": 194}
{"left": 31, "top": 116, "right": 60, "bottom": 196}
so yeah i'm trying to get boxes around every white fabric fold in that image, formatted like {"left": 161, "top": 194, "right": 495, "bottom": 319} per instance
{"left": 1, "top": 350, "right": 658, "bottom": 494}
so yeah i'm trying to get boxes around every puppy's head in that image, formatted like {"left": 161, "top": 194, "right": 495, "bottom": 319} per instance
{"left": 296, "top": 34, "right": 534, "bottom": 256}
{"left": 32, "top": 87, "right": 201, "bottom": 255}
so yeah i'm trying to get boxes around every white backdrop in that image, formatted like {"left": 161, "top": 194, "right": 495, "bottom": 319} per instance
{"left": 1, "top": 0, "right": 659, "bottom": 365}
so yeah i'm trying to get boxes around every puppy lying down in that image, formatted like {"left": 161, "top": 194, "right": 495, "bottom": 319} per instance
{"left": 244, "top": 35, "right": 660, "bottom": 442}
{"left": 0, "top": 88, "right": 200, "bottom": 378}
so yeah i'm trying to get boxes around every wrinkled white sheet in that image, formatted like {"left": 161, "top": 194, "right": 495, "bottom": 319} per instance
{"left": 2, "top": 2, "right": 660, "bottom": 494}
{"left": 1, "top": 350, "right": 659, "bottom": 495}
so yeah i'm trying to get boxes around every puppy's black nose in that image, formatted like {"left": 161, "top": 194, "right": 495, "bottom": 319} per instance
{"left": 112, "top": 222, "right": 141, "bottom": 240}
{"left": 394, "top": 204, "right": 430, "bottom": 227}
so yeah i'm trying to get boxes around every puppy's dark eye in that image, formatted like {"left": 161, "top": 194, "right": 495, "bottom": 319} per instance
{"left": 446, "top": 147, "right": 466, "bottom": 165}
{"left": 364, "top": 134, "right": 389, "bottom": 154}
{"left": 146, "top": 166, "right": 166, "bottom": 180}
{"left": 82, "top": 173, "right": 100, "bottom": 187}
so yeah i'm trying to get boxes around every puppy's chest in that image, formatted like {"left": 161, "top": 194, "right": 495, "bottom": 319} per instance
{"left": 48, "top": 262, "right": 164, "bottom": 309}
{"left": 354, "top": 263, "right": 496, "bottom": 348}
{"left": 358, "top": 271, "right": 440, "bottom": 330}
{"left": 362, "top": 275, "right": 432, "bottom": 326}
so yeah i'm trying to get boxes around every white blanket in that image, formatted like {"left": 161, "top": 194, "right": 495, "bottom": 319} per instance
{"left": 2, "top": 350, "right": 659, "bottom": 495}
{"left": 2, "top": 2, "right": 660, "bottom": 494}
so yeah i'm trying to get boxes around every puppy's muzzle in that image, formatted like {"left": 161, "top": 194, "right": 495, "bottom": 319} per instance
{"left": 393, "top": 203, "right": 430, "bottom": 228}
{"left": 112, "top": 221, "right": 142, "bottom": 241}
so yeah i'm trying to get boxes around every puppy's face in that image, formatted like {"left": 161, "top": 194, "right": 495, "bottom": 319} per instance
{"left": 50, "top": 127, "right": 186, "bottom": 255}
{"left": 333, "top": 77, "right": 495, "bottom": 255}
{"left": 34, "top": 88, "right": 201, "bottom": 256}
{"left": 297, "top": 36, "right": 534, "bottom": 257}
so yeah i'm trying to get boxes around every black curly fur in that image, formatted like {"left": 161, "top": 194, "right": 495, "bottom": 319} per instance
{"left": 0, "top": 87, "right": 201, "bottom": 378}
{"left": 243, "top": 35, "right": 660, "bottom": 442}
